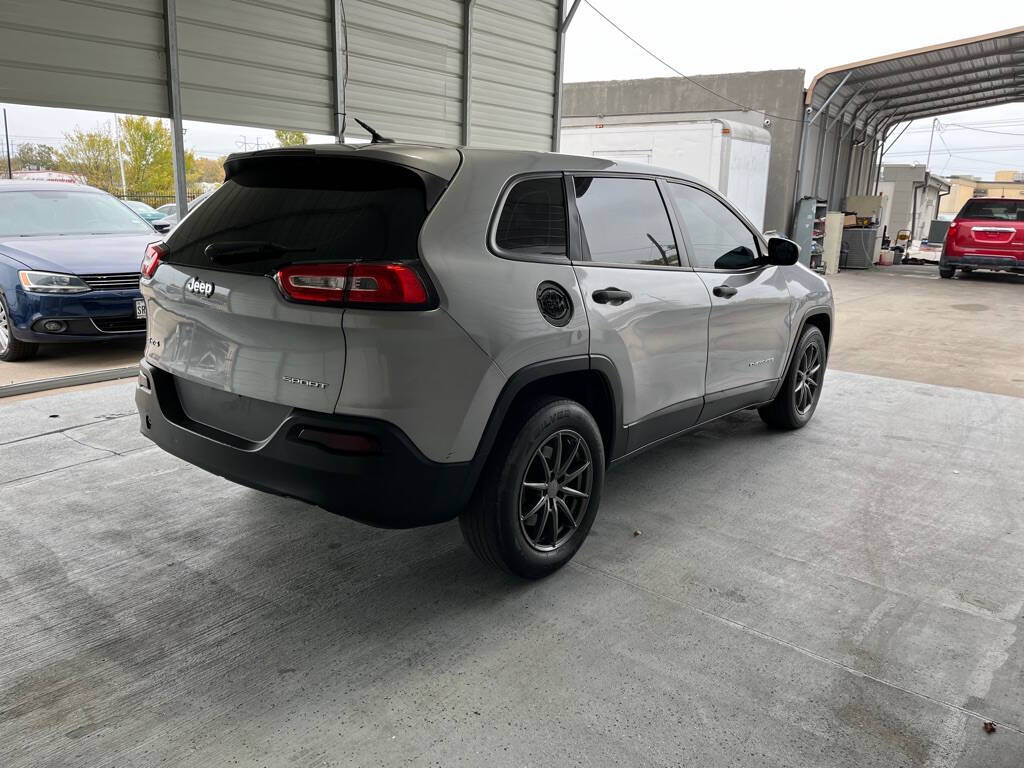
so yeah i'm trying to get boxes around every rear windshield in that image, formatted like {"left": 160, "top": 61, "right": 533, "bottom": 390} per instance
{"left": 165, "top": 156, "right": 428, "bottom": 273}
{"left": 958, "top": 199, "right": 1024, "bottom": 222}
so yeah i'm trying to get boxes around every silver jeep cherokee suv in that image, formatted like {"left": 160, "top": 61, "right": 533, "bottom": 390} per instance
{"left": 136, "top": 143, "right": 833, "bottom": 578}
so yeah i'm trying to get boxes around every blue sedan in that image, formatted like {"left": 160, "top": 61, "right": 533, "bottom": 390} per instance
{"left": 0, "top": 181, "right": 166, "bottom": 362}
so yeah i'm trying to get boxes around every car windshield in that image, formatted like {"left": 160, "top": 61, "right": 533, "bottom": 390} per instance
{"left": 0, "top": 189, "right": 154, "bottom": 237}
{"left": 959, "top": 199, "right": 1024, "bottom": 222}
{"left": 126, "top": 201, "right": 153, "bottom": 213}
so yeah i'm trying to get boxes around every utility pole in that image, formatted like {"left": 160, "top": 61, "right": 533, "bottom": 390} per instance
{"left": 925, "top": 118, "right": 938, "bottom": 171}
{"left": 114, "top": 116, "right": 128, "bottom": 198}
{"left": 3, "top": 108, "right": 11, "bottom": 179}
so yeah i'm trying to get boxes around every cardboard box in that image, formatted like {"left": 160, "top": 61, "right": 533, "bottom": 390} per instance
{"left": 843, "top": 214, "right": 857, "bottom": 227}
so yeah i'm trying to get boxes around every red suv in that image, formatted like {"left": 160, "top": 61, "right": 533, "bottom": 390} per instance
{"left": 941, "top": 198, "right": 1024, "bottom": 278}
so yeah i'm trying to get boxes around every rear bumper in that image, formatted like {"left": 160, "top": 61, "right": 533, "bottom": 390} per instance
{"left": 940, "top": 253, "right": 1024, "bottom": 271}
{"left": 135, "top": 360, "right": 474, "bottom": 528}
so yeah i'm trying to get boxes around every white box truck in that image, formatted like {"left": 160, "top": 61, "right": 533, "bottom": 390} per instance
{"left": 560, "top": 119, "right": 772, "bottom": 231}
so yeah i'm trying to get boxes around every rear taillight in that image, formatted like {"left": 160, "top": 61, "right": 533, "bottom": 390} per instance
{"left": 274, "top": 263, "right": 432, "bottom": 309}
{"left": 142, "top": 242, "right": 165, "bottom": 278}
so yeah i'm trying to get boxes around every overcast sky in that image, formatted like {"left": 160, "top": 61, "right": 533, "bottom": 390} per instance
{"left": 2, "top": 0, "right": 1021, "bottom": 179}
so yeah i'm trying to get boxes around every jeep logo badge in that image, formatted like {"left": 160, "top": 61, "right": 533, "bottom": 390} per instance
{"left": 185, "top": 276, "right": 215, "bottom": 298}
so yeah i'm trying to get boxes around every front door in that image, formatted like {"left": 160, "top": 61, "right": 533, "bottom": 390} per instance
{"left": 568, "top": 175, "right": 712, "bottom": 453}
{"left": 664, "top": 181, "right": 793, "bottom": 418}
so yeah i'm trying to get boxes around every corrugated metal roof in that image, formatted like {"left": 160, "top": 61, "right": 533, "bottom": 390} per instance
{"left": 807, "top": 26, "right": 1024, "bottom": 134}
{"left": 0, "top": 0, "right": 561, "bottom": 149}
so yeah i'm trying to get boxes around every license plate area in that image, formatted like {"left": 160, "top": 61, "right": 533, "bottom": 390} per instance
{"left": 135, "top": 298, "right": 147, "bottom": 319}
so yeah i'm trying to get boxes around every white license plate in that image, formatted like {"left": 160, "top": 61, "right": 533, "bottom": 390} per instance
{"left": 134, "top": 298, "right": 147, "bottom": 320}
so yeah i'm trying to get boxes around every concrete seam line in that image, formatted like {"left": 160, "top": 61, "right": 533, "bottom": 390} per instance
{"left": 0, "top": 412, "right": 137, "bottom": 447}
{"left": 0, "top": 445, "right": 158, "bottom": 489}
{"left": 0, "top": 366, "right": 139, "bottom": 399}
{"left": 573, "top": 560, "right": 1024, "bottom": 737}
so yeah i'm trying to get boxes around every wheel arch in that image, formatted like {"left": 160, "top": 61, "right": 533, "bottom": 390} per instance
{"left": 466, "top": 356, "right": 625, "bottom": 496}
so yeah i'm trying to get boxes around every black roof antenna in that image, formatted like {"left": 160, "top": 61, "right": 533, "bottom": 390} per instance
{"left": 354, "top": 118, "right": 394, "bottom": 144}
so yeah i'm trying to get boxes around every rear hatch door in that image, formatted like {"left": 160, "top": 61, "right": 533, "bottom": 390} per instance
{"left": 144, "top": 149, "right": 452, "bottom": 415}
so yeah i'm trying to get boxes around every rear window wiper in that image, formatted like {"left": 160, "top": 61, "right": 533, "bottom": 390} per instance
{"left": 204, "top": 241, "right": 315, "bottom": 265}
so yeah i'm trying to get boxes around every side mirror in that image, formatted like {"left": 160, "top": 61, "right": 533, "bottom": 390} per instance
{"left": 153, "top": 221, "right": 172, "bottom": 233}
{"left": 767, "top": 236, "right": 799, "bottom": 266}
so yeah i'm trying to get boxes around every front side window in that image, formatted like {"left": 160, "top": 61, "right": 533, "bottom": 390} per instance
{"left": 494, "top": 176, "right": 567, "bottom": 257}
{"left": 572, "top": 177, "right": 679, "bottom": 267}
{"left": 668, "top": 183, "right": 760, "bottom": 270}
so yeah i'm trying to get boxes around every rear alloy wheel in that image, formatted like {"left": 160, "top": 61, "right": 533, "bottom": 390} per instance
{"left": 758, "top": 325, "right": 826, "bottom": 430}
{"left": 0, "top": 293, "right": 39, "bottom": 362}
{"left": 460, "top": 397, "right": 605, "bottom": 578}
{"left": 939, "top": 264, "right": 955, "bottom": 279}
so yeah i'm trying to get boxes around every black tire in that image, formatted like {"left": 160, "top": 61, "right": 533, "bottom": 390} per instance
{"left": 0, "top": 292, "right": 39, "bottom": 362}
{"left": 460, "top": 396, "right": 605, "bottom": 579}
{"left": 758, "top": 325, "right": 826, "bottom": 430}
{"left": 939, "top": 264, "right": 955, "bottom": 279}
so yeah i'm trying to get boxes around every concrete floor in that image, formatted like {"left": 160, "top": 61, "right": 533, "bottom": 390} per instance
{"left": 0, "top": 337, "right": 142, "bottom": 389}
{"left": 2, "top": 268, "right": 1024, "bottom": 766}
{"left": 827, "top": 266, "right": 1024, "bottom": 399}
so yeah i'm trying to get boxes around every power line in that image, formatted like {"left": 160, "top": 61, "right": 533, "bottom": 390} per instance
{"left": 580, "top": 0, "right": 804, "bottom": 123}
{"left": 945, "top": 122, "right": 1024, "bottom": 137}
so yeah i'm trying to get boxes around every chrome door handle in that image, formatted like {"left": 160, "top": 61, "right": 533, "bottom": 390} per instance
{"left": 592, "top": 288, "right": 633, "bottom": 305}
{"left": 713, "top": 285, "right": 738, "bottom": 298}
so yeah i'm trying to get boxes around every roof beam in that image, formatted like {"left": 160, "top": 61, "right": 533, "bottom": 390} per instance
{"left": 864, "top": 70, "right": 1024, "bottom": 102}
{"left": 899, "top": 92, "right": 1024, "bottom": 123}
{"left": 863, "top": 65, "right": 1024, "bottom": 100}
{"left": 809, "top": 41, "right": 1024, "bottom": 101}
{"left": 880, "top": 86, "right": 1024, "bottom": 115}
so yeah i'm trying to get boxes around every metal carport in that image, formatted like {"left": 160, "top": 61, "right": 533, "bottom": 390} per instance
{"left": 0, "top": 0, "right": 584, "bottom": 218}
{"left": 794, "top": 25, "right": 1024, "bottom": 224}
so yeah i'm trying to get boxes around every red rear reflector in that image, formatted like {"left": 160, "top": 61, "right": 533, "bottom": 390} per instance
{"left": 347, "top": 263, "right": 429, "bottom": 305}
{"left": 296, "top": 428, "right": 380, "bottom": 454}
{"left": 141, "top": 242, "right": 165, "bottom": 278}
{"left": 274, "top": 263, "right": 430, "bottom": 308}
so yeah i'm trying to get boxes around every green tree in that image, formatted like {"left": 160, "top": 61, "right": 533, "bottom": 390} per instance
{"left": 275, "top": 129, "right": 308, "bottom": 146}
{"left": 12, "top": 143, "right": 59, "bottom": 171}
{"left": 57, "top": 128, "right": 119, "bottom": 191}
{"left": 194, "top": 156, "right": 225, "bottom": 184}
{"left": 57, "top": 117, "right": 200, "bottom": 194}
{"left": 118, "top": 115, "right": 173, "bottom": 192}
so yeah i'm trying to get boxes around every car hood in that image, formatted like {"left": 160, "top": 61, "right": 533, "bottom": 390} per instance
{"left": 0, "top": 233, "right": 159, "bottom": 274}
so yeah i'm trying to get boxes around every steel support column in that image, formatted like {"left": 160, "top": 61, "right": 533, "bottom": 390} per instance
{"left": 462, "top": 0, "right": 476, "bottom": 145}
{"left": 792, "top": 71, "right": 851, "bottom": 221}
{"left": 163, "top": 0, "right": 188, "bottom": 219}
{"left": 332, "top": 0, "right": 347, "bottom": 142}
{"left": 551, "top": 0, "right": 582, "bottom": 151}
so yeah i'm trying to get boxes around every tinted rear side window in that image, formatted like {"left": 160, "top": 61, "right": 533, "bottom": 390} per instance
{"left": 572, "top": 177, "right": 679, "bottom": 266}
{"left": 165, "top": 157, "right": 428, "bottom": 274}
{"left": 958, "top": 199, "right": 1024, "bottom": 221}
{"left": 495, "top": 176, "right": 567, "bottom": 256}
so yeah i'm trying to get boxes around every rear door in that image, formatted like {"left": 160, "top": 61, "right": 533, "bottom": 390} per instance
{"left": 665, "top": 181, "right": 792, "bottom": 415}
{"left": 949, "top": 199, "right": 1024, "bottom": 260}
{"left": 567, "top": 174, "right": 711, "bottom": 451}
{"left": 144, "top": 153, "right": 441, "bottom": 414}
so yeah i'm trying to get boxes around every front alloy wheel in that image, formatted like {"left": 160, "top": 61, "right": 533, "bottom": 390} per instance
{"left": 758, "top": 324, "right": 826, "bottom": 429}
{"left": 793, "top": 342, "right": 823, "bottom": 416}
